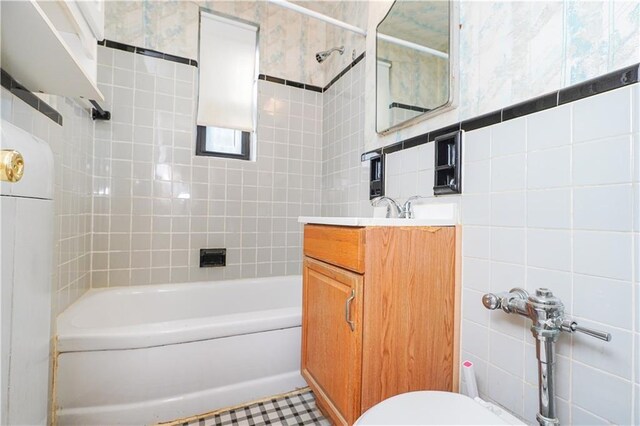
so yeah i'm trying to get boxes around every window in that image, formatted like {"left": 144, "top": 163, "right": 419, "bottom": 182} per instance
{"left": 195, "top": 126, "right": 250, "bottom": 160}
{"left": 196, "top": 10, "right": 258, "bottom": 160}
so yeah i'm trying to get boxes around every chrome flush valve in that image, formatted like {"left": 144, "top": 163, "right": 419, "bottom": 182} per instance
{"left": 482, "top": 287, "right": 611, "bottom": 426}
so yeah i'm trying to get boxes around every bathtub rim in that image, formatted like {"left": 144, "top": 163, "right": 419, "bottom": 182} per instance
{"left": 56, "top": 275, "right": 302, "bottom": 353}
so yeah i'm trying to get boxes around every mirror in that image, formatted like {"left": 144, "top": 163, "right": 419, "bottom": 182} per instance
{"left": 376, "top": 0, "right": 453, "bottom": 133}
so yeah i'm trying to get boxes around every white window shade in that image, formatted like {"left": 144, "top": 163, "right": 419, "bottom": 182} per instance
{"left": 197, "top": 12, "right": 257, "bottom": 132}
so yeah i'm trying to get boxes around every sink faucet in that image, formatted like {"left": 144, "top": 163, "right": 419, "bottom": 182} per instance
{"left": 371, "top": 196, "right": 426, "bottom": 218}
{"left": 371, "top": 196, "right": 402, "bottom": 218}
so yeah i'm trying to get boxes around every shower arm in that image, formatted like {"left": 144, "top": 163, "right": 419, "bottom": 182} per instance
{"left": 482, "top": 288, "right": 611, "bottom": 426}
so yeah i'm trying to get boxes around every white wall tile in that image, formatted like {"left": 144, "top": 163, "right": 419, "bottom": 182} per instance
{"left": 573, "top": 185, "right": 633, "bottom": 232}
{"left": 571, "top": 406, "right": 609, "bottom": 426}
{"left": 491, "top": 262, "right": 525, "bottom": 293}
{"left": 527, "top": 104, "right": 571, "bottom": 151}
{"left": 463, "top": 257, "right": 491, "bottom": 292}
{"left": 573, "top": 320, "right": 633, "bottom": 380}
{"left": 527, "top": 229, "right": 571, "bottom": 271}
{"left": 491, "top": 118, "right": 526, "bottom": 157}
{"left": 572, "top": 136, "right": 632, "bottom": 186}
{"left": 635, "top": 384, "right": 640, "bottom": 426}
{"left": 573, "top": 274, "right": 633, "bottom": 330}
{"left": 571, "top": 362, "right": 632, "bottom": 425}
{"left": 527, "top": 189, "right": 571, "bottom": 229}
{"left": 489, "top": 331, "right": 524, "bottom": 377}
{"left": 491, "top": 192, "right": 525, "bottom": 227}
{"left": 464, "top": 127, "right": 491, "bottom": 162}
{"left": 463, "top": 226, "right": 491, "bottom": 259}
{"left": 461, "top": 194, "right": 491, "bottom": 225}
{"left": 464, "top": 160, "right": 491, "bottom": 194}
{"left": 527, "top": 146, "right": 571, "bottom": 189}
{"left": 487, "top": 365, "right": 524, "bottom": 417}
{"left": 573, "top": 86, "right": 632, "bottom": 143}
{"left": 491, "top": 154, "right": 526, "bottom": 192}
{"left": 462, "top": 319, "right": 489, "bottom": 360}
{"left": 573, "top": 231, "right": 632, "bottom": 281}
{"left": 462, "top": 288, "right": 490, "bottom": 326}
{"left": 491, "top": 227, "right": 525, "bottom": 264}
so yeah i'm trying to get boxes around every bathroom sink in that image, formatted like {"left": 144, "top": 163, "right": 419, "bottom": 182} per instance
{"left": 299, "top": 203, "right": 458, "bottom": 227}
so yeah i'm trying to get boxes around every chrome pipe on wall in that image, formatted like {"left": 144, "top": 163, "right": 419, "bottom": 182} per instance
{"left": 482, "top": 288, "right": 611, "bottom": 425}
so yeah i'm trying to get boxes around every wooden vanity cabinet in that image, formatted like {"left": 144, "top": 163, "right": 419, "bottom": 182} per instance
{"left": 301, "top": 224, "right": 459, "bottom": 426}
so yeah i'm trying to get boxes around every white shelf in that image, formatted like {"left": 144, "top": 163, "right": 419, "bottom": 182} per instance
{"left": 0, "top": 0, "right": 104, "bottom": 101}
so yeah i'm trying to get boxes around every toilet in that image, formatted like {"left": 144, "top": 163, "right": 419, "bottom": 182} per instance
{"left": 354, "top": 391, "right": 525, "bottom": 425}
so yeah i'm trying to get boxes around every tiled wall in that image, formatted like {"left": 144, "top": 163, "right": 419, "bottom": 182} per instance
{"left": 0, "top": 89, "right": 94, "bottom": 316}
{"left": 92, "top": 46, "right": 322, "bottom": 287}
{"left": 320, "top": 60, "right": 370, "bottom": 217}
{"left": 382, "top": 84, "right": 640, "bottom": 425}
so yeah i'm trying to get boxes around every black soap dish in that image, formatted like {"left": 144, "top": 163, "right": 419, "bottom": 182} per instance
{"left": 433, "top": 130, "right": 462, "bottom": 195}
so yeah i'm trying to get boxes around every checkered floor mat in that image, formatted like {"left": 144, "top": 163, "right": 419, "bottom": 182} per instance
{"left": 179, "top": 389, "right": 330, "bottom": 426}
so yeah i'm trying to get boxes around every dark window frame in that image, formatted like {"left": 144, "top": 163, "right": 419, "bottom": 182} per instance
{"left": 195, "top": 125, "right": 251, "bottom": 160}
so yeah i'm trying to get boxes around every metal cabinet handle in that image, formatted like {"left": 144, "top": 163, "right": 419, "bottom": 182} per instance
{"left": 345, "top": 289, "right": 355, "bottom": 331}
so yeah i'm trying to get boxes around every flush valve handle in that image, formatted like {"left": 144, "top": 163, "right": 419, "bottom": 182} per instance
{"left": 482, "top": 293, "right": 501, "bottom": 310}
{"left": 561, "top": 320, "right": 612, "bottom": 342}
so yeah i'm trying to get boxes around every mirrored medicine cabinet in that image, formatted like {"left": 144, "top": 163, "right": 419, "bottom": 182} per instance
{"left": 376, "top": 0, "right": 457, "bottom": 134}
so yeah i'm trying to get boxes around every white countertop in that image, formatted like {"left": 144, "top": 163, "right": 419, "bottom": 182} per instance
{"left": 298, "top": 217, "right": 456, "bottom": 227}
{"left": 299, "top": 202, "right": 459, "bottom": 227}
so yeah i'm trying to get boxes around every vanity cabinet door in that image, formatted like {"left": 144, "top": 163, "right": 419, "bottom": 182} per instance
{"left": 301, "top": 257, "right": 363, "bottom": 426}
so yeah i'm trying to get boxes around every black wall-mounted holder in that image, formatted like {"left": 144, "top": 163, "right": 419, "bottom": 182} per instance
{"left": 90, "top": 100, "right": 111, "bottom": 121}
{"left": 200, "top": 248, "right": 226, "bottom": 267}
{"left": 433, "top": 130, "right": 463, "bottom": 195}
{"left": 369, "top": 153, "right": 385, "bottom": 199}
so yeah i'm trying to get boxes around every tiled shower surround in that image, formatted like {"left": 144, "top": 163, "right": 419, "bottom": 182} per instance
{"left": 92, "top": 46, "right": 322, "bottom": 286}
{"left": 381, "top": 84, "right": 640, "bottom": 425}
{"left": 0, "top": 89, "right": 93, "bottom": 315}
{"left": 321, "top": 60, "right": 371, "bottom": 218}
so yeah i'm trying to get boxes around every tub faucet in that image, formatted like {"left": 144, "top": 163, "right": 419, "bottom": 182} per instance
{"left": 371, "top": 196, "right": 426, "bottom": 218}
{"left": 482, "top": 288, "right": 611, "bottom": 426}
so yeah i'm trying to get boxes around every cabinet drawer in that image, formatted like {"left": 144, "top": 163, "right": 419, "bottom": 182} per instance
{"left": 303, "top": 225, "right": 365, "bottom": 273}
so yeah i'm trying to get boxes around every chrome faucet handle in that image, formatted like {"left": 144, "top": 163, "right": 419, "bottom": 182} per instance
{"left": 561, "top": 320, "right": 612, "bottom": 342}
{"left": 402, "top": 195, "right": 427, "bottom": 219}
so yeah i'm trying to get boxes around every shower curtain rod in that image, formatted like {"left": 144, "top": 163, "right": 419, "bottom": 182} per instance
{"left": 266, "top": 0, "right": 367, "bottom": 37}
{"left": 377, "top": 33, "right": 449, "bottom": 59}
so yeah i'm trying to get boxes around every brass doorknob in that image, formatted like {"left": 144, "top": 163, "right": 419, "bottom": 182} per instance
{"left": 0, "top": 150, "right": 24, "bottom": 182}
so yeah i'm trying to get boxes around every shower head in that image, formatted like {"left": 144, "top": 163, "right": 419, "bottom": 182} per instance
{"left": 315, "top": 46, "right": 345, "bottom": 63}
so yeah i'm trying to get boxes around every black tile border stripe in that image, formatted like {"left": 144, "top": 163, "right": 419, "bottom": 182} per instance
{"left": 258, "top": 74, "right": 323, "bottom": 93}
{"left": 1, "top": 69, "right": 63, "bottom": 126}
{"left": 323, "top": 52, "right": 365, "bottom": 92}
{"left": 362, "top": 62, "right": 640, "bottom": 161}
{"left": 98, "top": 39, "right": 198, "bottom": 67}
{"left": 99, "top": 38, "right": 365, "bottom": 95}
{"left": 259, "top": 52, "right": 366, "bottom": 94}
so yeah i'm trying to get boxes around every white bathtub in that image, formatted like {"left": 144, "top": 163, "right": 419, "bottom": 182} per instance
{"left": 55, "top": 276, "right": 306, "bottom": 425}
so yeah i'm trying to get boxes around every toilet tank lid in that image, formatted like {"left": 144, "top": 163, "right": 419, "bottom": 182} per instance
{"left": 354, "top": 391, "right": 526, "bottom": 425}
